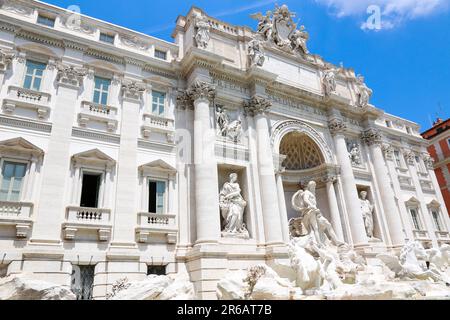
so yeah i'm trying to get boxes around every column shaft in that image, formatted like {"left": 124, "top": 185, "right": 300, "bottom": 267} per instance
{"left": 326, "top": 180, "right": 344, "bottom": 242}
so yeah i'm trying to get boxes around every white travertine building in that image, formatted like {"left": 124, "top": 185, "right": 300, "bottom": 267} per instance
{"left": 0, "top": 0, "right": 449, "bottom": 300}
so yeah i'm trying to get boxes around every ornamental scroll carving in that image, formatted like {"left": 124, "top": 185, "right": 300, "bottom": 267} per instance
{"left": 56, "top": 63, "right": 88, "bottom": 88}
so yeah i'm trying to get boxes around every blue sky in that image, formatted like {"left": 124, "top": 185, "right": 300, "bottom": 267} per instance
{"left": 43, "top": 0, "right": 450, "bottom": 131}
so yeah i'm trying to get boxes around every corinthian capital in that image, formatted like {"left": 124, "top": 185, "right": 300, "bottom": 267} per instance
{"left": 328, "top": 118, "right": 347, "bottom": 136}
{"left": 56, "top": 63, "right": 88, "bottom": 88}
{"left": 361, "top": 128, "right": 383, "bottom": 146}
{"left": 122, "top": 80, "right": 146, "bottom": 101}
{"left": 188, "top": 81, "right": 216, "bottom": 102}
{"left": 176, "top": 91, "right": 193, "bottom": 110}
{"left": 243, "top": 96, "right": 272, "bottom": 117}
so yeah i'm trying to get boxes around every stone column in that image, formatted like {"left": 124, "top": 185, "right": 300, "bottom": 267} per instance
{"left": 362, "top": 128, "right": 405, "bottom": 248}
{"left": 111, "top": 80, "right": 146, "bottom": 246}
{"left": 329, "top": 118, "right": 368, "bottom": 247}
{"left": 276, "top": 173, "right": 290, "bottom": 242}
{"left": 323, "top": 176, "right": 344, "bottom": 242}
{"left": 244, "top": 96, "right": 283, "bottom": 245}
{"left": 31, "top": 64, "right": 87, "bottom": 244}
{"left": 189, "top": 81, "right": 221, "bottom": 244}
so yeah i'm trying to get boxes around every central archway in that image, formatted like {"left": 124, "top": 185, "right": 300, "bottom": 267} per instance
{"left": 280, "top": 132, "right": 325, "bottom": 171}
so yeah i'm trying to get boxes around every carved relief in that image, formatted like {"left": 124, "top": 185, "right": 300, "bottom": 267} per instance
{"left": 215, "top": 105, "right": 243, "bottom": 143}
{"left": 347, "top": 141, "right": 362, "bottom": 167}
{"left": 328, "top": 119, "right": 347, "bottom": 136}
{"left": 193, "top": 13, "right": 211, "bottom": 49}
{"left": 119, "top": 35, "right": 150, "bottom": 51}
{"left": 247, "top": 39, "right": 265, "bottom": 67}
{"left": 61, "top": 15, "right": 96, "bottom": 35}
{"left": 2, "top": 0, "right": 34, "bottom": 16}
{"left": 243, "top": 96, "right": 272, "bottom": 117}
{"left": 361, "top": 128, "right": 382, "bottom": 146}
{"left": 251, "top": 4, "right": 309, "bottom": 57}
{"left": 0, "top": 49, "right": 14, "bottom": 72}
{"left": 421, "top": 153, "right": 435, "bottom": 170}
{"left": 219, "top": 173, "right": 249, "bottom": 239}
{"left": 56, "top": 63, "right": 87, "bottom": 88}
{"left": 176, "top": 91, "right": 193, "bottom": 110}
{"left": 121, "top": 80, "right": 146, "bottom": 101}
{"left": 382, "top": 143, "right": 395, "bottom": 161}
{"left": 355, "top": 75, "right": 373, "bottom": 108}
{"left": 403, "top": 150, "right": 415, "bottom": 166}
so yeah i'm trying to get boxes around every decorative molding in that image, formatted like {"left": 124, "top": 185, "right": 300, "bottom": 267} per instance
{"left": 56, "top": 63, "right": 87, "bottom": 88}
{"left": 85, "top": 49, "right": 125, "bottom": 65}
{"left": 243, "top": 96, "right": 272, "bottom": 116}
{"left": 16, "top": 30, "right": 64, "bottom": 48}
{"left": 403, "top": 150, "right": 415, "bottom": 166}
{"left": 71, "top": 128, "right": 121, "bottom": 144}
{"left": 382, "top": 143, "right": 394, "bottom": 161}
{"left": 0, "top": 21, "right": 20, "bottom": 33}
{"left": 2, "top": 0, "right": 34, "bottom": 16}
{"left": 60, "top": 16, "right": 96, "bottom": 35}
{"left": 0, "top": 115, "right": 52, "bottom": 133}
{"left": 63, "top": 40, "right": 89, "bottom": 52}
{"left": 137, "top": 139, "right": 176, "bottom": 153}
{"left": 361, "top": 128, "right": 383, "bottom": 146}
{"left": 187, "top": 80, "right": 216, "bottom": 102}
{"left": 328, "top": 118, "right": 347, "bottom": 136}
{"left": 121, "top": 80, "right": 146, "bottom": 101}
{"left": 119, "top": 34, "right": 150, "bottom": 51}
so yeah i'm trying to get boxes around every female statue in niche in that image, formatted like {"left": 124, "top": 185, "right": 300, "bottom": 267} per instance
{"left": 219, "top": 173, "right": 249, "bottom": 239}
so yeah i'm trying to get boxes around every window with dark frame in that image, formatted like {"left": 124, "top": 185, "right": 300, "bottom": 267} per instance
{"left": 99, "top": 33, "right": 115, "bottom": 44}
{"left": 37, "top": 15, "right": 55, "bottom": 27}
{"left": 80, "top": 173, "right": 101, "bottom": 208}
{"left": 410, "top": 208, "right": 421, "bottom": 230}
{"left": 148, "top": 180, "right": 166, "bottom": 214}
{"left": 147, "top": 265, "right": 166, "bottom": 276}
{"left": 431, "top": 210, "right": 442, "bottom": 231}
{"left": 154, "top": 49, "right": 167, "bottom": 60}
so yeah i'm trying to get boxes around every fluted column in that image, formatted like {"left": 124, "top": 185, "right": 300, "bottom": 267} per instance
{"left": 276, "top": 173, "right": 290, "bottom": 242}
{"left": 329, "top": 118, "right": 368, "bottom": 246}
{"left": 362, "top": 128, "right": 405, "bottom": 248}
{"left": 245, "top": 97, "right": 283, "bottom": 245}
{"left": 189, "top": 81, "right": 221, "bottom": 244}
{"left": 323, "top": 176, "right": 344, "bottom": 242}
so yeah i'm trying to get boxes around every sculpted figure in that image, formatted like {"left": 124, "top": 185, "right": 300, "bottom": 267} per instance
{"left": 216, "top": 106, "right": 243, "bottom": 143}
{"left": 355, "top": 75, "right": 373, "bottom": 108}
{"left": 194, "top": 13, "right": 210, "bottom": 49}
{"left": 219, "top": 173, "right": 249, "bottom": 238}
{"left": 248, "top": 39, "right": 265, "bottom": 67}
{"left": 290, "top": 26, "right": 309, "bottom": 55}
{"left": 292, "top": 181, "right": 343, "bottom": 247}
{"left": 360, "top": 191, "right": 375, "bottom": 239}
{"left": 216, "top": 106, "right": 229, "bottom": 137}
{"left": 322, "top": 64, "right": 342, "bottom": 97}
{"left": 250, "top": 11, "right": 273, "bottom": 41}
{"left": 348, "top": 143, "right": 362, "bottom": 166}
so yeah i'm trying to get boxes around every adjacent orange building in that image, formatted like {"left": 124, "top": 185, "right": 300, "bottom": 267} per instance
{"left": 422, "top": 118, "right": 450, "bottom": 216}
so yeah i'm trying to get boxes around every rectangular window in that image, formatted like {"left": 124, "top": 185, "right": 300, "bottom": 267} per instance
{"left": 93, "top": 77, "right": 111, "bottom": 105}
{"left": 154, "top": 49, "right": 167, "bottom": 60}
{"left": 385, "top": 120, "right": 392, "bottom": 128}
{"left": 0, "top": 161, "right": 27, "bottom": 202}
{"left": 406, "top": 127, "right": 412, "bottom": 134}
{"left": 148, "top": 180, "right": 166, "bottom": 214}
{"left": 152, "top": 91, "right": 166, "bottom": 116}
{"left": 394, "top": 150, "right": 402, "bottom": 168}
{"left": 80, "top": 173, "right": 101, "bottom": 208}
{"left": 431, "top": 210, "right": 442, "bottom": 231}
{"left": 99, "top": 33, "right": 115, "bottom": 44}
{"left": 147, "top": 265, "right": 166, "bottom": 276}
{"left": 410, "top": 208, "right": 421, "bottom": 230}
{"left": 37, "top": 15, "right": 55, "bottom": 27}
{"left": 23, "top": 60, "right": 46, "bottom": 91}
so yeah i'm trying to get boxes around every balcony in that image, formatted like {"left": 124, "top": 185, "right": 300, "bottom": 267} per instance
{"left": 78, "top": 101, "right": 118, "bottom": 132}
{"left": 62, "top": 206, "right": 112, "bottom": 241}
{"left": 435, "top": 231, "right": 450, "bottom": 244}
{"left": 2, "top": 86, "right": 51, "bottom": 119}
{"left": 141, "top": 113, "right": 175, "bottom": 143}
{"left": 136, "top": 212, "right": 177, "bottom": 244}
{"left": 0, "top": 201, "right": 33, "bottom": 238}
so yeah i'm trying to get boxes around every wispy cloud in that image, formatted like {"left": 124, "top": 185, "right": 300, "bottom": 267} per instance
{"left": 313, "top": 0, "right": 450, "bottom": 30}
{"left": 213, "top": 0, "right": 277, "bottom": 18}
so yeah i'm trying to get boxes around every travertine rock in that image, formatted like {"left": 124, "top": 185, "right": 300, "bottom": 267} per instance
{"left": 110, "top": 274, "right": 195, "bottom": 300}
{"left": 0, "top": 274, "right": 75, "bottom": 300}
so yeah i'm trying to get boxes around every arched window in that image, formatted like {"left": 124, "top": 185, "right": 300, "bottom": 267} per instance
{"left": 280, "top": 132, "right": 325, "bottom": 171}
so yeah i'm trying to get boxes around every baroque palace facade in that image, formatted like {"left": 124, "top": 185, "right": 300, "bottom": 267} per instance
{"left": 0, "top": 0, "right": 449, "bottom": 299}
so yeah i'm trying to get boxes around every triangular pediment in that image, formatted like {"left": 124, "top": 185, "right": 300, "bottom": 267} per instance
{"left": 139, "top": 159, "right": 177, "bottom": 173}
{"left": 72, "top": 149, "right": 116, "bottom": 166}
{"left": 0, "top": 137, "right": 44, "bottom": 156}
{"left": 427, "top": 200, "right": 441, "bottom": 209}
{"left": 406, "top": 197, "right": 420, "bottom": 205}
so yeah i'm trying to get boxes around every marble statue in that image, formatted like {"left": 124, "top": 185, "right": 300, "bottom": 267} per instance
{"left": 322, "top": 64, "right": 344, "bottom": 98}
{"left": 355, "top": 75, "right": 373, "bottom": 108}
{"left": 219, "top": 173, "right": 249, "bottom": 239}
{"left": 290, "top": 25, "right": 309, "bottom": 55}
{"left": 427, "top": 244, "right": 450, "bottom": 272}
{"left": 215, "top": 106, "right": 243, "bottom": 143}
{"left": 377, "top": 240, "right": 449, "bottom": 284}
{"left": 194, "top": 13, "right": 210, "bottom": 49}
{"left": 250, "top": 11, "right": 273, "bottom": 41}
{"left": 360, "top": 191, "right": 376, "bottom": 239}
{"left": 348, "top": 143, "right": 362, "bottom": 166}
{"left": 247, "top": 39, "right": 265, "bottom": 67}
{"left": 291, "top": 181, "right": 343, "bottom": 247}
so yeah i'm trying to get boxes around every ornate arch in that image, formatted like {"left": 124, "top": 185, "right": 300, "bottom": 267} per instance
{"left": 271, "top": 120, "right": 333, "bottom": 164}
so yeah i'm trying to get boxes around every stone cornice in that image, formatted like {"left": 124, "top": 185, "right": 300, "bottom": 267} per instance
{"left": 16, "top": 29, "right": 65, "bottom": 48}
{"left": 243, "top": 96, "right": 272, "bottom": 117}
{"left": 85, "top": 48, "right": 125, "bottom": 65}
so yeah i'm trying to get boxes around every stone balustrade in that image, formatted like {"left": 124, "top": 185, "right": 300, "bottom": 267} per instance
{"left": 0, "top": 201, "right": 33, "bottom": 238}
{"left": 62, "top": 206, "right": 112, "bottom": 241}
{"left": 136, "top": 212, "right": 177, "bottom": 244}
{"left": 141, "top": 113, "right": 175, "bottom": 143}
{"left": 78, "top": 101, "right": 118, "bottom": 132}
{"left": 2, "top": 85, "right": 51, "bottom": 119}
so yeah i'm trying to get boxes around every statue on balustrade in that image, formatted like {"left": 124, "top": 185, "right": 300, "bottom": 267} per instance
{"left": 291, "top": 181, "right": 344, "bottom": 247}
{"left": 219, "top": 173, "right": 249, "bottom": 239}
